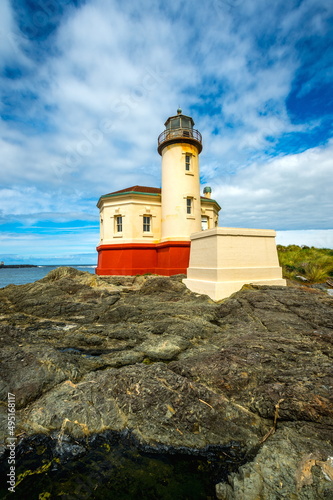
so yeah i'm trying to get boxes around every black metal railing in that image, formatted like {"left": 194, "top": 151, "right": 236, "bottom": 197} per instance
{"left": 157, "top": 128, "right": 202, "bottom": 147}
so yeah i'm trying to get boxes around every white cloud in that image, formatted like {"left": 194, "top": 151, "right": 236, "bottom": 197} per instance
{"left": 276, "top": 230, "right": 333, "bottom": 248}
{"left": 209, "top": 140, "right": 333, "bottom": 230}
{"left": 0, "top": 184, "right": 100, "bottom": 228}
{"left": 0, "top": 228, "right": 98, "bottom": 261}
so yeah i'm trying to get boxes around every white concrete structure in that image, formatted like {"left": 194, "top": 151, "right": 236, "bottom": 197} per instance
{"left": 183, "top": 227, "right": 286, "bottom": 301}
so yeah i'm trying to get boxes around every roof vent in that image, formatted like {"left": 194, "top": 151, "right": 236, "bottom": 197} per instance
{"left": 203, "top": 186, "right": 212, "bottom": 198}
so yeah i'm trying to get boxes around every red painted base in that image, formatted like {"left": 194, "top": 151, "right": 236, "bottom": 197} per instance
{"left": 96, "top": 241, "right": 191, "bottom": 276}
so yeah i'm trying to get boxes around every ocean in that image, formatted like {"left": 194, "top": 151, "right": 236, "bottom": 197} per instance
{"left": 0, "top": 265, "right": 96, "bottom": 288}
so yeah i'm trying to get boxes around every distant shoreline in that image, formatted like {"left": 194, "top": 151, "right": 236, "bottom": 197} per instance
{"left": 0, "top": 265, "right": 38, "bottom": 269}
{"left": 0, "top": 264, "right": 96, "bottom": 269}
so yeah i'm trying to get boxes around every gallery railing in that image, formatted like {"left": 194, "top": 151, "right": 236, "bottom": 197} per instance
{"left": 158, "top": 128, "right": 202, "bottom": 147}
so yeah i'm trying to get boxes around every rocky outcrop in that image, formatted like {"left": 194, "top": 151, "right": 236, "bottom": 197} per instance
{"left": 0, "top": 267, "right": 332, "bottom": 499}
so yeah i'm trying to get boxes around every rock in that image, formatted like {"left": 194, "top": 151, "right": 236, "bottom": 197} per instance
{"left": 0, "top": 269, "right": 332, "bottom": 498}
{"left": 21, "top": 362, "right": 264, "bottom": 450}
{"left": 296, "top": 275, "right": 309, "bottom": 282}
{"left": 139, "top": 275, "right": 188, "bottom": 295}
{"left": 137, "top": 335, "right": 190, "bottom": 360}
{"left": 216, "top": 424, "right": 333, "bottom": 500}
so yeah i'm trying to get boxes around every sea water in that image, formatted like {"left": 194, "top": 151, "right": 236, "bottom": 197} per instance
{"left": 0, "top": 265, "right": 96, "bottom": 288}
{"left": 0, "top": 431, "right": 234, "bottom": 499}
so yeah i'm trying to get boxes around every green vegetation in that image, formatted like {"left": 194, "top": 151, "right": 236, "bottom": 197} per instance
{"left": 277, "top": 245, "right": 333, "bottom": 283}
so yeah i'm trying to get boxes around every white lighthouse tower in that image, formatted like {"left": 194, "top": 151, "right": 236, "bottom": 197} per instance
{"left": 158, "top": 108, "right": 203, "bottom": 242}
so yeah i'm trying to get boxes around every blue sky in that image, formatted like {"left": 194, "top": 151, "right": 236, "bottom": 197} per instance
{"left": 0, "top": 0, "right": 332, "bottom": 264}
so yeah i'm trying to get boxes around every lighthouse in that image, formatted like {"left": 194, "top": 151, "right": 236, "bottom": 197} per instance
{"left": 158, "top": 108, "right": 202, "bottom": 242}
{"left": 95, "top": 111, "right": 221, "bottom": 276}
{"left": 95, "top": 110, "right": 286, "bottom": 300}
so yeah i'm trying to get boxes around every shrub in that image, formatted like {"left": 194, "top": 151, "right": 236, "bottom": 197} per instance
{"left": 277, "top": 245, "right": 333, "bottom": 283}
{"left": 303, "top": 258, "right": 333, "bottom": 283}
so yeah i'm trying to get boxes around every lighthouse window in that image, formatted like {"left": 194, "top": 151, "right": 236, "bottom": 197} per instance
{"left": 143, "top": 216, "right": 151, "bottom": 232}
{"left": 186, "top": 198, "right": 192, "bottom": 214}
{"left": 170, "top": 117, "right": 180, "bottom": 129}
{"left": 185, "top": 154, "right": 191, "bottom": 171}
{"left": 201, "top": 217, "right": 209, "bottom": 230}
{"left": 116, "top": 216, "right": 123, "bottom": 233}
{"left": 181, "top": 117, "right": 191, "bottom": 129}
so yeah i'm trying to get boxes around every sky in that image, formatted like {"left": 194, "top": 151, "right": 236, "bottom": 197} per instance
{"left": 0, "top": 0, "right": 332, "bottom": 264}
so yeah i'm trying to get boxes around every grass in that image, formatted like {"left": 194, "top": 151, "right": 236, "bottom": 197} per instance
{"left": 277, "top": 245, "right": 333, "bottom": 284}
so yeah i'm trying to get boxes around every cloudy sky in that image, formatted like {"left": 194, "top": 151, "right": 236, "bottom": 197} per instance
{"left": 1, "top": 0, "right": 332, "bottom": 264}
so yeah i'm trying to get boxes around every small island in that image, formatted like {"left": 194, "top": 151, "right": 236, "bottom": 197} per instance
{"left": 0, "top": 264, "right": 38, "bottom": 269}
